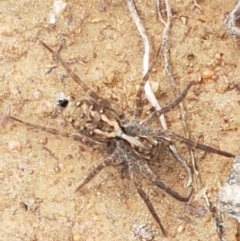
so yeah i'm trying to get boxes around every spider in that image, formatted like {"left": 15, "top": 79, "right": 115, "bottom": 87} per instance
{"left": 6, "top": 41, "right": 236, "bottom": 236}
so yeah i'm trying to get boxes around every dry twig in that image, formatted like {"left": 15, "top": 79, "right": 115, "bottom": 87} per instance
{"left": 157, "top": 0, "right": 198, "bottom": 177}
{"left": 126, "top": 0, "right": 193, "bottom": 186}
{"left": 225, "top": 1, "right": 240, "bottom": 37}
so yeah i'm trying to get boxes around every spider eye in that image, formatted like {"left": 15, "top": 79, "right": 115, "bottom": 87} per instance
{"left": 58, "top": 99, "right": 69, "bottom": 108}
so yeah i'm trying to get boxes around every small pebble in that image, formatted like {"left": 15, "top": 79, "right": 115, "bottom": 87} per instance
{"left": 73, "top": 234, "right": 81, "bottom": 241}
{"left": 132, "top": 224, "right": 155, "bottom": 241}
{"left": 200, "top": 68, "right": 214, "bottom": 80}
{"left": 8, "top": 140, "right": 21, "bottom": 152}
{"left": 53, "top": 162, "right": 61, "bottom": 173}
{"left": 177, "top": 224, "right": 185, "bottom": 233}
{"left": 214, "top": 52, "right": 223, "bottom": 60}
{"left": 38, "top": 137, "right": 48, "bottom": 145}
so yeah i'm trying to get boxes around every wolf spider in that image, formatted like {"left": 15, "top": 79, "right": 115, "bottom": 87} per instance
{"left": 6, "top": 42, "right": 236, "bottom": 236}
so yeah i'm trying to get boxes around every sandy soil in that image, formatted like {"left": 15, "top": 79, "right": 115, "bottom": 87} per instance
{"left": 1, "top": 0, "right": 240, "bottom": 240}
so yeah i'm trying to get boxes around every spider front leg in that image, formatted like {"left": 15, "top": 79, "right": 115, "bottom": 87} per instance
{"left": 41, "top": 41, "right": 123, "bottom": 118}
{"left": 40, "top": 41, "right": 97, "bottom": 100}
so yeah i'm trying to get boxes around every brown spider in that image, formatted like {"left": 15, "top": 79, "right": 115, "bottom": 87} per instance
{"left": 6, "top": 42, "right": 236, "bottom": 236}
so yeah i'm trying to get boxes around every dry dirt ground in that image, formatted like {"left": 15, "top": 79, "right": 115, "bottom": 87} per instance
{"left": 1, "top": 0, "right": 240, "bottom": 240}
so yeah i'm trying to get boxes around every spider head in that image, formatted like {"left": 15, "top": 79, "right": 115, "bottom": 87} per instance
{"left": 122, "top": 133, "right": 160, "bottom": 159}
{"left": 133, "top": 135, "right": 159, "bottom": 159}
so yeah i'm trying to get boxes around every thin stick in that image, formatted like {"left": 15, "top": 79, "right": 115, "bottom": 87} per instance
{"left": 225, "top": 1, "right": 240, "bottom": 37}
{"left": 193, "top": 0, "right": 203, "bottom": 11}
{"left": 157, "top": 0, "right": 198, "bottom": 177}
{"left": 156, "top": 0, "right": 167, "bottom": 24}
{"left": 125, "top": 0, "right": 150, "bottom": 75}
{"left": 126, "top": 0, "right": 160, "bottom": 118}
{"left": 1, "top": 105, "right": 10, "bottom": 126}
{"left": 195, "top": 188, "right": 225, "bottom": 240}
{"left": 126, "top": 0, "right": 193, "bottom": 186}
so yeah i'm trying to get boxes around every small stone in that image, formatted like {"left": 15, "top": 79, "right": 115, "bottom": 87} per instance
{"left": 200, "top": 68, "right": 214, "bottom": 79}
{"left": 38, "top": 137, "right": 48, "bottom": 145}
{"left": 8, "top": 140, "right": 21, "bottom": 152}
{"left": 180, "top": 16, "right": 187, "bottom": 25}
{"left": 177, "top": 224, "right": 185, "bottom": 233}
{"left": 73, "top": 234, "right": 81, "bottom": 241}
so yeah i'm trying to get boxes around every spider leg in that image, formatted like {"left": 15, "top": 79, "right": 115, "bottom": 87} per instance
{"left": 134, "top": 47, "right": 196, "bottom": 119}
{"left": 168, "top": 146, "right": 193, "bottom": 187}
{"left": 41, "top": 41, "right": 99, "bottom": 101}
{"left": 159, "top": 131, "right": 236, "bottom": 158}
{"left": 134, "top": 45, "right": 161, "bottom": 118}
{"left": 153, "top": 180, "right": 193, "bottom": 202}
{"left": 7, "top": 115, "right": 100, "bottom": 146}
{"left": 41, "top": 41, "right": 123, "bottom": 118}
{"left": 135, "top": 184, "right": 167, "bottom": 236}
{"left": 141, "top": 80, "right": 197, "bottom": 126}
{"left": 128, "top": 161, "right": 167, "bottom": 236}
{"left": 151, "top": 81, "right": 197, "bottom": 118}
{"left": 137, "top": 159, "right": 193, "bottom": 202}
{"left": 75, "top": 151, "right": 124, "bottom": 192}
